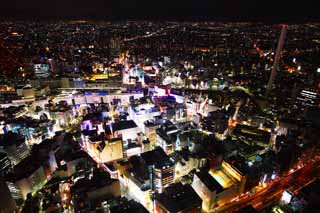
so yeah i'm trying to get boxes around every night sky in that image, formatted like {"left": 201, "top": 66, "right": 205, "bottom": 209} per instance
{"left": 0, "top": 0, "right": 318, "bottom": 21}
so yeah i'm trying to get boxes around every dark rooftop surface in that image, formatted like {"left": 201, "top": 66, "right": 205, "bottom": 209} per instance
{"left": 7, "top": 154, "right": 45, "bottom": 181}
{"left": 236, "top": 205, "right": 259, "bottom": 213}
{"left": 110, "top": 199, "right": 149, "bottom": 213}
{"left": 0, "top": 131, "right": 25, "bottom": 147}
{"left": 63, "top": 150, "right": 89, "bottom": 162}
{"left": 223, "top": 139, "right": 239, "bottom": 153}
{"left": 144, "top": 119, "right": 159, "bottom": 127}
{"left": 224, "top": 155, "right": 249, "bottom": 176}
{"left": 156, "top": 123, "right": 180, "bottom": 144}
{"left": 0, "top": 151, "right": 8, "bottom": 159}
{"left": 89, "top": 133, "right": 105, "bottom": 143}
{"left": 232, "top": 124, "right": 271, "bottom": 144}
{"left": 140, "top": 146, "right": 173, "bottom": 169}
{"left": 128, "top": 155, "right": 149, "bottom": 184}
{"left": 128, "top": 147, "right": 174, "bottom": 186}
{"left": 111, "top": 120, "right": 137, "bottom": 132}
{"left": 155, "top": 183, "right": 202, "bottom": 212}
{"left": 5, "top": 116, "right": 54, "bottom": 128}
{"left": 71, "top": 168, "right": 116, "bottom": 195}
{"left": 82, "top": 129, "right": 97, "bottom": 136}
{"left": 305, "top": 107, "right": 320, "bottom": 128}
{"left": 195, "top": 171, "right": 224, "bottom": 193}
{"left": 300, "top": 178, "right": 320, "bottom": 198}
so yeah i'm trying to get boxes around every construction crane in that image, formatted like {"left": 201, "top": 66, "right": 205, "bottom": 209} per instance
{"left": 266, "top": 24, "right": 288, "bottom": 96}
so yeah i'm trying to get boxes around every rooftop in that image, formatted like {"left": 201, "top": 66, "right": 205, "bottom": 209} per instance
{"left": 195, "top": 171, "right": 224, "bottom": 193}
{"left": 0, "top": 151, "right": 8, "bottom": 161}
{"left": 209, "top": 169, "right": 237, "bottom": 189}
{"left": 63, "top": 150, "right": 89, "bottom": 162}
{"left": 71, "top": 168, "right": 117, "bottom": 195}
{"left": 224, "top": 155, "right": 249, "bottom": 176}
{"left": 7, "top": 154, "right": 46, "bottom": 181}
{"left": 232, "top": 124, "right": 271, "bottom": 144}
{"left": 109, "top": 198, "right": 149, "bottom": 213}
{"left": 111, "top": 120, "right": 137, "bottom": 132}
{"left": 140, "top": 146, "right": 173, "bottom": 169}
{"left": 0, "top": 131, "right": 25, "bottom": 147}
{"left": 236, "top": 205, "right": 259, "bottom": 213}
{"left": 155, "top": 183, "right": 202, "bottom": 212}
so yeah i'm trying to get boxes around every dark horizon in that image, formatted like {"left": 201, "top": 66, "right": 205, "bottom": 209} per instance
{"left": 0, "top": 0, "right": 319, "bottom": 23}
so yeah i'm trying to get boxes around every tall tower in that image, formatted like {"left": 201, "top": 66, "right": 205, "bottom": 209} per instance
{"left": 266, "top": 24, "right": 288, "bottom": 96}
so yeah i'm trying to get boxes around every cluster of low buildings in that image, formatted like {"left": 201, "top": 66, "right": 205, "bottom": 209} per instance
{"left": 0, "top": 21, "right": 320, "bottom": 212}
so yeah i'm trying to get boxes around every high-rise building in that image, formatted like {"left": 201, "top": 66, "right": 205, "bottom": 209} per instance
{"left": 141, "top": 147, "right": 175, "bottom": 193}
{"left": 153, "top": 163, "right": 174, "bottom": 193}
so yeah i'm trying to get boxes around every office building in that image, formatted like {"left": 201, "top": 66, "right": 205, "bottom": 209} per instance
{"left": 141, "top": 147, "right": 175, "bottom": 193}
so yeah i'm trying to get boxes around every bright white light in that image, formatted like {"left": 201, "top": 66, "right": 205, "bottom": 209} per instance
{"left": 48, "top": 128, "right": 55, "bottom": 137}
{"left": 262, "top": 174, "right": 267, "bottom": 183}
{"left": 281, "top": 190, "right": 293, "bottom": 204}
{"left": 297, "top": 65, "right": 301, "bottom": 71}
{"left": 293, "top": 58, "right": 296, "bottom": 63}
{"left": 317, "top": 68, "right": 320, "bottom": 73}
